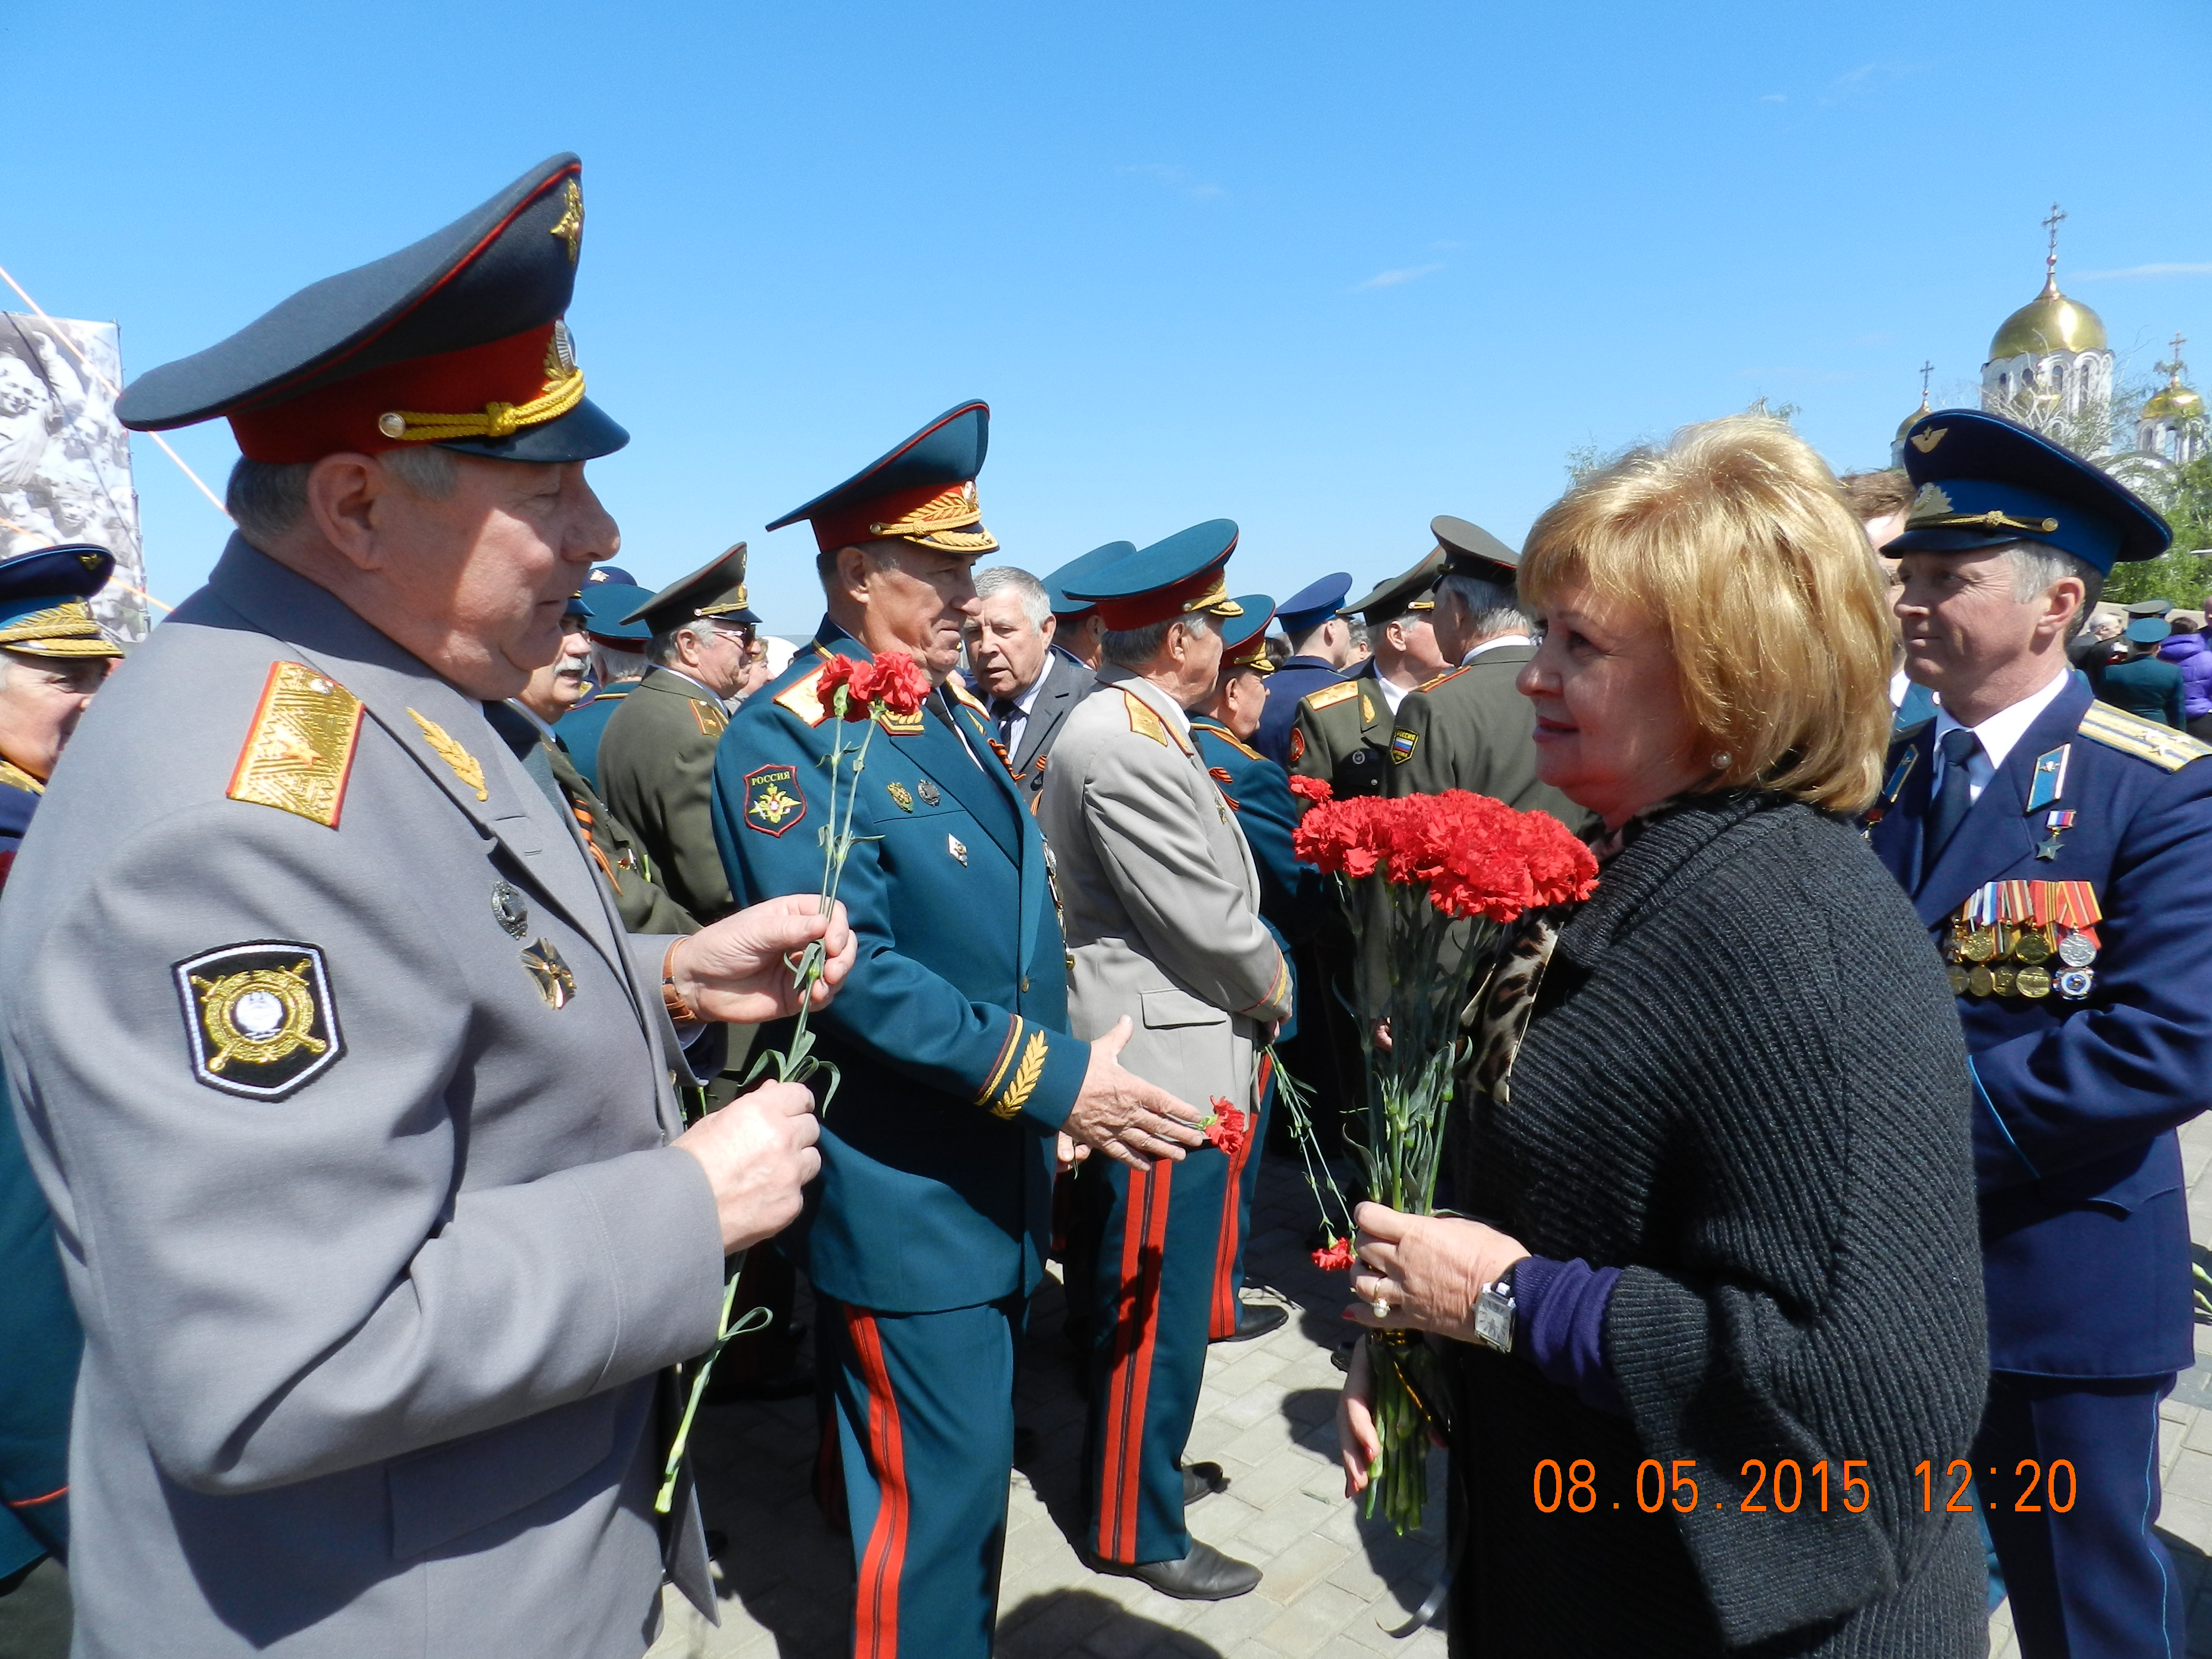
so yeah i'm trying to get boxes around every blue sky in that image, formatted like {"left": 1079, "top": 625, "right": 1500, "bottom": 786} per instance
{"left": 10, "top": 0, "right": 2209, "bottom": 632}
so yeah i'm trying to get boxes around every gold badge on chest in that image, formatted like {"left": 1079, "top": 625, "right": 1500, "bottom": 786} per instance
{"left": 521, "top": 938, "right": 578, "bottom": 1009}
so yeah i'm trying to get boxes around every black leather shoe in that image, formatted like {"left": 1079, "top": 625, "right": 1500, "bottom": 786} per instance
{"left": 1212, "top": 1300, "right": 1287, "bottom": 1343}
{"left": 1182, "top": 1462, "right": 1229, "bottom": 1506}
{"left": 1091, "top": 1540, "right": 1261, "bottom": 1600}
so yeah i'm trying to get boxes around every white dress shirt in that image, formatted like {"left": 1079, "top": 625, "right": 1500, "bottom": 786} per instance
{"left": 1931, "top": 668, "right": 2072, "bottom": 806}
{"left": 987, "top": 665, "right": 1050, "bottom": 758}
{"left": 1463, "top": 633, "right": 1534, "bottom": 665}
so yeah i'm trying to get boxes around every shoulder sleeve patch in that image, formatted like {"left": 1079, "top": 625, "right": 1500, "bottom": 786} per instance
{"left": 1124, "top": 689, "right": 1170, "bottom": 746}
{"left": 1417, "top": 665, "right": 1470, "bottom": 692}
{"left": 2079, "top": 701, "right": 2212, "bottom": 771}
{"left": 1389, "top": 728, "right": 1419, "bottom": 764}
{"left": 1303, "top": 680, "right": 1359, "bottom": 712}
{"left": 773, "top": 665, "right": 830, "bottom": 727}
{"left": 227, "top": 661, "right": 365, "bottom": 829}
{"left": 175, "top": 941, "right": 344, "bottom": 1099}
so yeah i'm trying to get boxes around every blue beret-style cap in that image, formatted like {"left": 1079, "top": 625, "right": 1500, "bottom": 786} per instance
{"left": 116, "top": 154, "right": 626, "bottom": 467}
{"left": 1275, "top": 571, "right": 1352, "bottom": 636}
{"left": 0, "top": 543, "right": 120, "bottom": 657}
{"left": 1042, "top": 541, "right": 1136, "bottom": 617}
{"left": 574, "top": 583, "right": 654, "bottom": 640}
{"left": 1891, "top": 409, "right": 2169, "bottom": 573}
{"left": 1068, "top": 520, "right": 1244, "bottom": 630}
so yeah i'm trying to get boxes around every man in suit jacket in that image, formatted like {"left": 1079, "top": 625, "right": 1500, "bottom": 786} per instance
{"left": 599, "top": 545, "right": 761, "bottom": 923}
{"left": 711, "top": 403, "right": 1203, "bottom": 1659}
{"left": 6, "top": 156, "right": 848, "bottom": 1659}
{"left": 965, "top": 564, "right": 1097, "bottom": 803}
{"left": 1045, "top": 524, "right": 1293, "bottom": 1603}
{"left": 1871, "top": 409, "right": 2212, "bottom": 1659}
{"left": 1386, "top": 519, "right": 1594, "bottom": 831}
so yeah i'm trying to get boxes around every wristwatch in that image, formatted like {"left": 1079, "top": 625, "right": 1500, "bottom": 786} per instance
{"left": 1473, "top": 1261, "right": 1520, "bottom": 1354}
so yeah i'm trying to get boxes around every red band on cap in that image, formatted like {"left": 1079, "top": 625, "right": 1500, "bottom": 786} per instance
{"left": 1092, "top": 567, "right": 1231, "bottom": 632}
{"left": 226, "top": 324, "right": 560, "bottom": 464}
{"left": 807, "top": 481, "right": 962, "bottom": 554}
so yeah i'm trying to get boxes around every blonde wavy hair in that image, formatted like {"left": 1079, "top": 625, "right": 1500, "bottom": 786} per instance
{"left": 1519, "top": 415, "right": 1893, "bottom": 814}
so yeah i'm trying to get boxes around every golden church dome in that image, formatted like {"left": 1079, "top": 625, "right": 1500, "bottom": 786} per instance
{"left": 1989, "top": 276, "right": 2109, "bottom": 361}
{"left": 2143, "top": 379, "right": 2204, "bottom": 423}
{"left": 1896, "top": 393, "right": 1932, "bottom": 442}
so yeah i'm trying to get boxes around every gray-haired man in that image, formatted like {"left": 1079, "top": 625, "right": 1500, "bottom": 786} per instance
{"left": 964, "top": 564, "right": 1097, "bottom": 801}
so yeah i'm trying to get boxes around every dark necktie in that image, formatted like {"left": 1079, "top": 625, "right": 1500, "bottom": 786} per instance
{"left": 992, "top": 697, "right": 1021, "bottom": 752}
{"left": 1926, "top": 727, "right": 1980, "bottom": 860}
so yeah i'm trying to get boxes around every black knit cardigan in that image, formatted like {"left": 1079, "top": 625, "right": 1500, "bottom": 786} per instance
{"left": 1445, "top": 793, "right": 1988, "bottom": 1657}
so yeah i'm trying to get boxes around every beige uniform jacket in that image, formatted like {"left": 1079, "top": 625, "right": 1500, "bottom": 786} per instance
{"left": 1037, "top": 668, "right": 1292, "bottom": 1114}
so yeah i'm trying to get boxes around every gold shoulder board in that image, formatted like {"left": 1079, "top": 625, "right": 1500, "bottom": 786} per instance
{"left": 1417, "top": 665, "right": 1470, "bottom": 693}
{"left": 2078, "top": 701, "right": 2212, "bottom": 772}
{"left": 227, "top": 662, "right": 365, "bottom": 828}
{"left": 773, "top": 665, "right": 830, "bottom": 728}
{"left": 1201, "top": 724, "right": 1265, "bottom": 761}
{"left": 948, "top": 679, "right": 990, "bottom": 715}
{"left": 1123, "top": 688, "right": 1170, "bottom": 746}
{"left": 1303, "top": 680, "right": 1359, "bottom": 712}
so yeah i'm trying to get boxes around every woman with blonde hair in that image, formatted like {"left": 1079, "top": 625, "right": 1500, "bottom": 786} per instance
{"left": 1337, "top": 416, "right": 1986, "bottom": 1655}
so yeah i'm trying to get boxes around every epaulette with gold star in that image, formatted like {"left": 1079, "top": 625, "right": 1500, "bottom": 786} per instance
{"left": 773, "top": 664, "right": 830, "bottom": 728}
{"left": 2078, "top": 701, "right": 2212, "bottom": 771}
{"left": 226, "top": 662, "right": 364, "bottom": 828}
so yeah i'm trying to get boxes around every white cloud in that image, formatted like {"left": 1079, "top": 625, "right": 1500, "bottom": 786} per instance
{"left": 1759, "top": 93, "right": 1787, "bottom": 104}
{"left": 2073, "top": 262, "right": 2212, "bottom": 281}
{"left": 1353, "top": 263, "right": 1444, "bottom": 291}
{"left": 1117, "top": 164, "right": 1225, "bottom": 201}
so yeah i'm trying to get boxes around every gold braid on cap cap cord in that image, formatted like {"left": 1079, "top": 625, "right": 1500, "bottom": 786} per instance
{"left": 0, "top": 600, "right": 120, "bottom": 658}
{"left": 377, "top": 334, "right": 587, "bottom": 445}
{"left": 869, "top": 483, "right": 1000, "bottom": 555}
{"left": 1183, "top": 574, "right": 1241, "bottom": 618}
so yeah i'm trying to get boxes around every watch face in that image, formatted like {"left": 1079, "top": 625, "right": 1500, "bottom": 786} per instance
{"left": 1474, "top": 1285, "right": 1515, "bottom": 1353}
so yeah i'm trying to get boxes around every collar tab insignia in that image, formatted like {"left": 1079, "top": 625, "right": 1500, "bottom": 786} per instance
{"left": 407, "top": 708, "right": 489, "bottom": 801}
{"left": 2025, "top": 745, "right": 2071, "bottom": 812}
{"left": 175, "top": 941, "right": 343, "bottom": 1099}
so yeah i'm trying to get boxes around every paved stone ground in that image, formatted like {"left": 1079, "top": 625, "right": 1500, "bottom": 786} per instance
{"left": 648, "top": 1156, "right": 1447, "bottom": 1659}
{"left": 650, "top": 1113, "right": 2212, "bottom": 1658}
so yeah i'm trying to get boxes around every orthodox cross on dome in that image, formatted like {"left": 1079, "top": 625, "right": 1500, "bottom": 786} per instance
{"left": 2157, "top": 332, "right": 2188, "bottom": 384}
{"left": 2041, "top": 203, "right": 2067, "bottom": 290}
{"left": 1918, "top": 360, "right": 1934, "bottom": 400}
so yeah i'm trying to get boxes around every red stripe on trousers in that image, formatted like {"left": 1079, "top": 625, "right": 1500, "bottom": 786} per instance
{"left": 1096, "top": 1160, "right": 1173, "bottom": 1561}
{"left": 1209, "top": 1054, "right": 1269, "bottom": 1338}
{"left": 847, "top": 1310, "right": 910, "bottom": 1659}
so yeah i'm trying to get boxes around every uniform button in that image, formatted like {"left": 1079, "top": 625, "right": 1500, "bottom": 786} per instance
{"left": 1019, "top": 975, "right": 1029, "bottom": 992}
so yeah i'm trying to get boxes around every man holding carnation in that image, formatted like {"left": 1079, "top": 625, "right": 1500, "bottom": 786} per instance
{"left": 1041, "top": 521, "right": 1296, "bottom": 1601}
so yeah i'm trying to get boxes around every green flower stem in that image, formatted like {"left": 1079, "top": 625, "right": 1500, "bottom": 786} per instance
{"left": 654, "top": 1253, "right": 773, "bottom": 1515}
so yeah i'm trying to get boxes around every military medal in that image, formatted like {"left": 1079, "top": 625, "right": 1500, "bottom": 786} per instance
{"left": 1947, "top": 964, "right": 1970, "bottom": 995}
{"left": 1990, "top": 966, "right": 2017, "bottom": 997}
{"left": 917, "top": 779, "right": 941, "bottom": 806}
{"left": 2015, "top": 965, "right": 2053, "bottom": 999}
{"left": 1967, "top": 964, "right": 1995, "bottom": 998}
{"left": 2052, "top": 880, "right": 2101, "bottom": 968}
{"left": 2056, "top": 968, "right": 2095, "bottom": 999}
{"left": 2037, "top": 808, "right": 2075, "bottom": 862}
{"left": 490, "top": 881, "right": 529, "bottom": 938}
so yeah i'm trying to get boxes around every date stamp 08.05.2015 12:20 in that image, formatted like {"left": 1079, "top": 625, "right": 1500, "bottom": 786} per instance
{"left": 1531, "top": 1457, "right": 2078, "bottom": 1517}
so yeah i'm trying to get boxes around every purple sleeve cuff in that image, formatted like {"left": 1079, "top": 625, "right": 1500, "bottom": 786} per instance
{"left": 1512, "top": 1255, "right": 1626, "bottom": 1417}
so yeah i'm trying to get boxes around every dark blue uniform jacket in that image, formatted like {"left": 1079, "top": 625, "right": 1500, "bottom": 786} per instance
{"left": 1188, "top": 717, "right": 1329, "bottom": 998}
{"left": 710, "top": 625, "right": 1086, "bottom": 1314}
{"left": 1253, "top": 656, "right": 1346, "bottom": 765}
{"left": 0, "top": 1075, "right": 77, "bottom": 1574}
{"left": 1871, "top": 676, "right": 2212, "bottom": 1377}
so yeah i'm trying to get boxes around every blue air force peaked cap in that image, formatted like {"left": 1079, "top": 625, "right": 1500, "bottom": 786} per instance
{"left": 1068, "top": 520, "right": 1244, "bottom": 631}
{"left": 575, "top": 583, "right": 654, "bottom": 640}
{"left": 1892, "top": 409, "right": 2169, "bottom": 572}
{"left": 0, "top": 543, "right": 121, "bottom": 658}
{"left": 562, "top": 593, "right": 593, "bottom": 622}
{"left": 1043, "top": 541, "right": 1136, "bottom": 618}
{"left": 623, "top": 543, "right": 759, "bottom": 633}
{"left": 117, "top": 154, "right": 626, "bottom": 467}
{"left": 1275, "top": 572, "right": 1352, "bottom": 637}
{"left": 584, "top": 564, "right": 639, "bottom": 587}
{"left": 768, "top": 402, "right": 998, "bottom": 557}
{"left": 1220, "top": 595, "right": 1277, "bottom": 671}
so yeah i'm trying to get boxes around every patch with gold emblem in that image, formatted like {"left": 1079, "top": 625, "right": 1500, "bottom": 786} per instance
{"left": 174, "top": 941, "right": 343, "bottom": 1099}
{"left": 743, "top": 764, "right": 807, "bottom": 836}
{"left": 887, "top": 781, "right": 915, "bottom": 812}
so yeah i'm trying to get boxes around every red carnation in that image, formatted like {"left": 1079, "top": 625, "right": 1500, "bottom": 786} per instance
{"left": 817, "top": 653, "right": 862, "bottom": 716}
{"left": 866, "top": 651, "right": 932, "bottom": 717}
{"left": 1287, "top": 775, "right": 1333, "bottom": 805}
{"left": 1203, "top": 1098, "right": 1248, "bottom": 1157}
{"left": 1311, "top": 1236, "right": 1355, "bottom": 1271}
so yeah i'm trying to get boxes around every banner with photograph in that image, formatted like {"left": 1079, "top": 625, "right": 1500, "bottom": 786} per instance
{"left": 0, "top": 314, "right": 152, "bottom": 643}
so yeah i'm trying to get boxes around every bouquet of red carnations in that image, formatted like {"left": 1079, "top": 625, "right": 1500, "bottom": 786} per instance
{"left": 1288, "top": 780, "right": 1597, "bottom": 1532}
{"left": 656, "top": 648, "right": 932, "bottom": 1515}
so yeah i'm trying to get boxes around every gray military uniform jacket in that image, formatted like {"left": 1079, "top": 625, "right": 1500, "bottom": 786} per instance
{"left": 1037, "top": 668, "right": 1292, "bottom": 1111}
{"left": 0, "top": 539, "right": 727, "bottom": 1659}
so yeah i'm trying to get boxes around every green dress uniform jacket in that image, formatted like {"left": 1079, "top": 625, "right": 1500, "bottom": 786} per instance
{"left": 2095, "top": 655, "right": 2186, "bottom": 730}
{"left": 1386, "top": 643, "right": 1596, "bottom": 831}
{"left": 0, "top": 539, "right": 728, "bottom": 1659}
{"left": 1287, "top": 659, "right": 1393, "bottom": 799}
{"left": 599, "top": 666, "right": 735, "bottom": 922}
{"left": 709, "top": 628, "right": 1089, "bottom": 1314}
